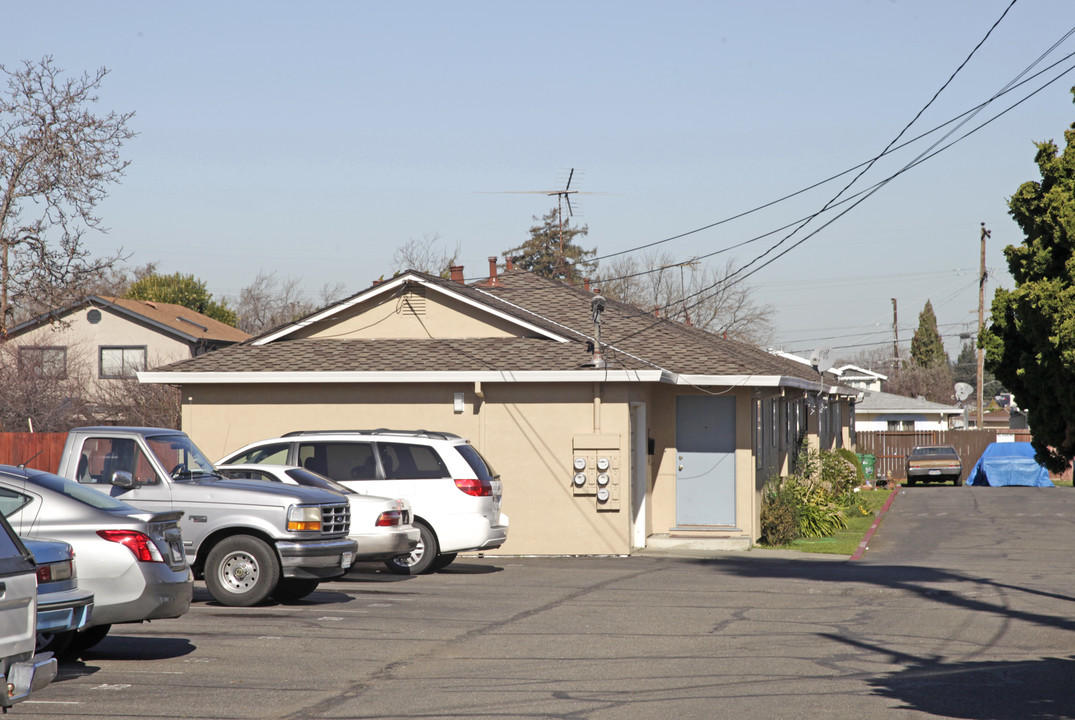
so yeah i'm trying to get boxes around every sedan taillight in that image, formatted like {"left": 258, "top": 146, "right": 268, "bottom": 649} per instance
{"left": 454, "top": 478, "right": 492, "bottom": 497}
{"left": 376, "top": 510, "right": 403, "bottom": 527}
{"left": 37, "top": 558, "right": 74, "bottom": 583}
{"left": 97, "top": 530, "right": 165, "bottom": 563}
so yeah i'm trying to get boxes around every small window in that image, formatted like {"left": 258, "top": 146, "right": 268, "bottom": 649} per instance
{"left": 298, "top": 442, "right": 376, "bottom": 481}
{"left": 100, "top": 346, "right": 147, "bottom": 379}
{"left": 18, "top": 346, "right": 67, "bottom": 378}
{"left": 455, "top": 444, "right": 497, "bottom": 481}
{"left": 229, "top": 443, "right": 290, "bottom": 465}
{"left": 0, "top": 486, "right": 32, "bottom": 518}
{"left": 378, "top": 442, "right": 449, "bottom": 480}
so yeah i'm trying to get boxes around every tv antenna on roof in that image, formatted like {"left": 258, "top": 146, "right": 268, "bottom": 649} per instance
{"left": 479, "top": 169, "right": 611, "bottom": 278}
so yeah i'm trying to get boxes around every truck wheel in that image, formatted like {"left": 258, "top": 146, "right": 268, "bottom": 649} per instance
{"left": 205, "top": 536, "right": 280, "bottom": 606}
{"left": 384, "top": 522, "right": 438, "bottom": 575}
{"left": 271, "top": 578, "right": 320, "bottom": 603}
{"left": 37, "top": 630, "right": 74, "bottom": 655}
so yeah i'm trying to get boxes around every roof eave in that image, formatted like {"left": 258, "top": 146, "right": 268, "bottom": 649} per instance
{"left": 138, "top": 369, "right": 669, "bottom": 384}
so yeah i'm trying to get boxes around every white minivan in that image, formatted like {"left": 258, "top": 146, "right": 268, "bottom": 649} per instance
{"left": 219, "top": 430, "right": 508, "bottom": 574}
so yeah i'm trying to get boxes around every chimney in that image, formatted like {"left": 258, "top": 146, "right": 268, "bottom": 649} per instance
{"left": 487, "top": 257, "right": 499, "bottom": 285}
{"left": 583, "top": 277, "right": 591, "bottom": 292}
{"left": 653, "top": 306, "right": 660, "bottom": 318}
{"left": 506, "top": 257, "right": 515, "bottom": 271}
{"left": 449, "top": 265, "right": 465, "bottom": 284}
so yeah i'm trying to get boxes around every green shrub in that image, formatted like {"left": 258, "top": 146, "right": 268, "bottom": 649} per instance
{"left": 760, "top": 478, "right": 799, "bottom": 546}
{"left": 760, "top": 441, "right": 851, "bottom": 542}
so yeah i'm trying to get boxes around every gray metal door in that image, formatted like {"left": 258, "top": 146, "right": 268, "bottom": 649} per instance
{"left": 675, "top": 395, "right": 736, "bottom": 527}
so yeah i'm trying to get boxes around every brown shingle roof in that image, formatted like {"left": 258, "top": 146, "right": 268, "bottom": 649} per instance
{"left": 156, "top": 269, "right": 825, "bottom": 384}
{"left": 99, "top": 297, "right": 250, "bottom": 344}
{"left": 159, "top": 337, "right": 651, "bottom": 373}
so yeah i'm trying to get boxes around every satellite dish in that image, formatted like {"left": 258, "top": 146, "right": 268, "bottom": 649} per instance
{"left": 809, "top": 347, "right": 834, "bottom": 373}
{"left": 954, "top": 382, "right": 973, "bottom": 402}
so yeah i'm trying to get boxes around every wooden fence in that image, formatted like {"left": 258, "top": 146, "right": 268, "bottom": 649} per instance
{"left": 0, "top": 433, "right": 68, "bottom": 473}
{"left": 855, "top": 429, "right": 1036, "bottom": 483}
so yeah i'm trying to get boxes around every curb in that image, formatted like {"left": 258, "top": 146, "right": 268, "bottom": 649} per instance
{"left": 850, "top": 486, "right": 898, "bottom": 561}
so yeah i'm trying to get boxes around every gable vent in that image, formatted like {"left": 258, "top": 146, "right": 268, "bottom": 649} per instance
{"left": 400, "top": 288, "right": 427, "bottom": 316}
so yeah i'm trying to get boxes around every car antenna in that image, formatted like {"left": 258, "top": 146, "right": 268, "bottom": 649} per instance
{"left": 17, "top": 448, "right": 44, "bottom": 469}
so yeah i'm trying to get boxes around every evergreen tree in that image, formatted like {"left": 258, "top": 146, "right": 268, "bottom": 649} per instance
{"left": 983, "top": 87, "right": 1075, "bottom": 471}
{"left": 909, "top": 300, "right": 947, "bottom": 368}
{"left": 124, "top": 272, "right": 237, "bottom": 326}
{"left": 502, "top": 207, "right": 595, "bottom": 284}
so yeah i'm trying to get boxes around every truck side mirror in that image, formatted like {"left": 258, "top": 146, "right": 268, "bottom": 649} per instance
{"left": 111, "top": 471, "right": 135, "bottom": 489}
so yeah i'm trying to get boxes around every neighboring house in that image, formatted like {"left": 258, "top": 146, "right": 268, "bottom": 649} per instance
{"left": 3, "top": 296, "right": 249, "bottom": 396}
{"left": 854, "top": 389, "right": 962, "bottom": 431}
{"left": 831, "top": 365, "right": 887, "bottom": 392}
{"left": 140, "top": 263, "right": 856, "bottom": 554}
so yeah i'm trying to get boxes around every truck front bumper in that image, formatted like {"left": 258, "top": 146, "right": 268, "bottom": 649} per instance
{"left": 276, "top": 538, "right": 359, "bottom": 580}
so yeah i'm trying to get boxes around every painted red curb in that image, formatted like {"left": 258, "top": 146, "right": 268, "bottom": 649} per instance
{"left": 850, "top": 486, "right": 898, "bottom": 561}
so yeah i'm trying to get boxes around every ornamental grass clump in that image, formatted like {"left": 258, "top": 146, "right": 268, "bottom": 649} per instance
{"left": 759, "top": 442, "right": 853, "bottom": 545}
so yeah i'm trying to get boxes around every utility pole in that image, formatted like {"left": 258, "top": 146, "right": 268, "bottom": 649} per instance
{"left": 977, "top": 223, "right": 990, "bottom": 429}
{"left": 891, "top": 298, "right": 900, "bottom": 370}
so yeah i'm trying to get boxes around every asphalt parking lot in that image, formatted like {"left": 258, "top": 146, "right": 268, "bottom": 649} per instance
{"left": 22, "top": 485, "right": 1075, "bottom": 720}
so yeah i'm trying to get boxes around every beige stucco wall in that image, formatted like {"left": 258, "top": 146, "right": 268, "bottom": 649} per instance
{"left": 175, "top": 378, "right": 839, "bottom": 552}
{"left": 646, "top": 388, "right": 759, "bottom": 541}
{"left": 297, "top": 290, "right": 531, "bottom": 340}
{"left": 182, "top": 380, "right": 644, "bottom": 556}
{"left": 13, "top": 307, "right": 191, "bottom": 395}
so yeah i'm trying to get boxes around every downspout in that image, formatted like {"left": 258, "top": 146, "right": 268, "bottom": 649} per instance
{"left": 593, "top": 382, "right": 602, "bottom": 433}
{"left": 474, "top": 381, "right": 486, "bottom": 449}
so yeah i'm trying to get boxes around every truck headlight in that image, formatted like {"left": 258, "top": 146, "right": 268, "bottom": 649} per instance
{"left": 287, "top": 505, "right": 322, "bottom": 532}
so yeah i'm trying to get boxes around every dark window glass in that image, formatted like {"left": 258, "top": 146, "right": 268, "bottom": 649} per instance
{"left": 297, "top": 442, "right": 376, "bottom": 481}
{"left": 378, "top": 442, "right": 449, "bottom": 480}
{"left": 455, "top": 444, "right": 497, "bottom": 481}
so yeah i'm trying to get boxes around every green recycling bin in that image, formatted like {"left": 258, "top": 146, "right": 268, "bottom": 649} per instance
{"left": 860, "top": 453, "right": 876, "bottom": 480}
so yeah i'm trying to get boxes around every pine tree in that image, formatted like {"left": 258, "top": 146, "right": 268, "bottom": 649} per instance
{"left": 910, "top": 300, "right": 947, "bottom": 368}
{"left": 502, "top": 207, "right": 596, "bottom": 284}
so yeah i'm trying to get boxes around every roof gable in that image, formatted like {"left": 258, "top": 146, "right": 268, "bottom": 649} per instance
{"left": 252, "top": 272, "right": 570, "bottom": 345}
{"left": 6, "top": 296, "right": 249, "bottom": 345}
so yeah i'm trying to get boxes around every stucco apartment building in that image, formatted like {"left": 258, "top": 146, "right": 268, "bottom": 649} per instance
{"left": 141, "top": 264, "right": 855, "bottom": 555}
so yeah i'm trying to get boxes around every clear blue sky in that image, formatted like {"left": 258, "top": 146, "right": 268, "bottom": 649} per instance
{"left": 7, "top": 1, "right": 1075, "bottom": 361}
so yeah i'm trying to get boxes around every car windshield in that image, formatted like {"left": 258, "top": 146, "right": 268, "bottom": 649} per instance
{"left": 24, "top": 471, "right": 139, "bottom": 512}
{"left": 146, "top": 433, "right": 218, "bottom": 479}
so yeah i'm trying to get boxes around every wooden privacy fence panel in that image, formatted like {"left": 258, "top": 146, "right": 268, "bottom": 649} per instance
{"left": 0, "top": 433, "right": 67, "bottom": 473}
{"left": 856, "top": 429, "right": 1033, "bottom": 484}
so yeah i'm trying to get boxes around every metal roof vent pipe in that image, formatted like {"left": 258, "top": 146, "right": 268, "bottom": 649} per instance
{"left": 584, "top": 292, "right": 607, "bottom": 368}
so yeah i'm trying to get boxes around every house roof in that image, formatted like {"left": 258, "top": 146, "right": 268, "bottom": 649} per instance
{"left": 6, "top": 295, "right": 250, "bottom": 345}
{"left": 142, "top": 269, "right": 849, "bottom": 390}
{"left": 833, "top": 364, "right": 888, "bottom": 381}
{"left": 855, "top": 389, "right": 962, "bottom": 415}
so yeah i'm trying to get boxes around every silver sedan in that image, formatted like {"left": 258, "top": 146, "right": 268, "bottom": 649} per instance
{"left": 216, "top": 464, "right": 420, "bottom": 562}
{"left": 0, "top": 466, "right": 193, "bottom": 656}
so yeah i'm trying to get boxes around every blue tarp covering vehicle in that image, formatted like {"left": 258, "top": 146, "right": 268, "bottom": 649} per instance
{"left": 966, "top": 442, "right": 1054, "bottom": 487}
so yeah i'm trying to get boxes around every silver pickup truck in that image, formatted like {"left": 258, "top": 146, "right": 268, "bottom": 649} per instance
{"left": 57, "top": 427, "right": 357, "bottom": 607}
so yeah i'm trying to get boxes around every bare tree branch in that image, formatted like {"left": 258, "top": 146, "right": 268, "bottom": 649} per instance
{"left": 0, "top": 57, "right": 135, "bottom": 332}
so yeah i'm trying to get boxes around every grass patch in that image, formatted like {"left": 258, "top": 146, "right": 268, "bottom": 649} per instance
{"left": 759, "top": 488, "right": 894, "bottom": 555}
